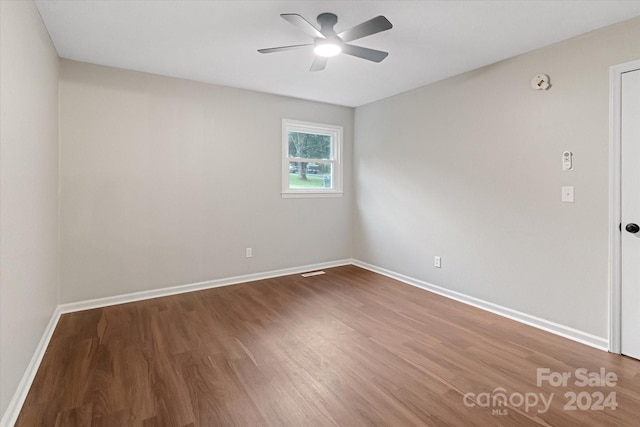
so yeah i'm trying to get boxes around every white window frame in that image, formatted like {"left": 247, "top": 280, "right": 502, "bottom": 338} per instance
{"left": 282, "top": 119, "right": 343, "bottom": 198}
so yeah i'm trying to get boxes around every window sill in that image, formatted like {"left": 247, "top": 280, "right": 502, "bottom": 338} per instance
{"left": 281, "top": 191, "right": 344, "bottom": 199}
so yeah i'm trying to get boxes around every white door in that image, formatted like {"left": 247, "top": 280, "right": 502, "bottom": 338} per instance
{"left": 621, "top": 68, "right": 640, "bottom": 360}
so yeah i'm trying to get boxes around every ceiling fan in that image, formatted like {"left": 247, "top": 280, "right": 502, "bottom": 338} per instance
{"left": 258, "top": 13, "right": 393, "bottom": 71}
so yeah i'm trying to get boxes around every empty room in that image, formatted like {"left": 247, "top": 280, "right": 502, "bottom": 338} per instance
{"left": 2, "top": 0, "right": 640, "bottom": 425}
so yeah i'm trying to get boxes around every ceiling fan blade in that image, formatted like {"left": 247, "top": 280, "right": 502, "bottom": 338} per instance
{"left": 338, "top": 16, "right": 392, "bottom": 43}
{"left": 281, "top": 13, "right": 324, "bottom": 39}
{"left": 342, "top": 44, "right": 389, "bottom": 63}
{"left": 310, "top": 56, "right": 328, "bottom": 72}
{"left": 258, "top": 44, "right": 312, "bottom": 54}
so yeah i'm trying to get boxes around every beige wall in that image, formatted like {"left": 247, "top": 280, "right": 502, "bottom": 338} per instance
{"left": 0, "top": 0, "right": 60, "bottom": 417}
{"left": 59, "top": 60, "right": 353, "bottom": 303}
{"left": 353, "top": 17, "right": 640, "bottom": 339}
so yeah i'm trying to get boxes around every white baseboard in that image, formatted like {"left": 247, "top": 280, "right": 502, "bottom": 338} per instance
{"left": 0, "top": 259, "right": 352, "bottom": 426}
{"left": 352, "top": 260, "right": 609, "bottom": 351}
{"left": 0, "top": 306, "right": 62, "bottom": 427}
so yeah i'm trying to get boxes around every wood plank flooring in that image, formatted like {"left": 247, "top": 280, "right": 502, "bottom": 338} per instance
{"left": 15, "top": 265, "right": 640, "bottom": 426}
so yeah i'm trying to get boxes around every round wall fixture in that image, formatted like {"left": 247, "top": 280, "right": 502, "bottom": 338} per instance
{"left": 531, "top": 74, "right": 550, "bottom": 90}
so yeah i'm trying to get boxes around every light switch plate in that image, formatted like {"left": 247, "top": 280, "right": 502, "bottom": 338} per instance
{"left": 562, "top": 186, "right": 574, "bottom": 203}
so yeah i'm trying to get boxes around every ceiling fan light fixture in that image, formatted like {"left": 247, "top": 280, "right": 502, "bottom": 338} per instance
{"left": 314, "top": 41, "right": 342, "bottom": 57}
{"left": 259, "top": 13, "right": 392, "bottom": 71}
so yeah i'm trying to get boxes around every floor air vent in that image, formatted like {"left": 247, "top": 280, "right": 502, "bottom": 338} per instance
{"left": 301, "top": 271, "right": 326, "bottom": 278}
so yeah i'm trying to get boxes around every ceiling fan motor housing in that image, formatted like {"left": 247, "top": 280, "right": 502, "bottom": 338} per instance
{"left": 317, "top": 13, "right": 338, "bottom": 34}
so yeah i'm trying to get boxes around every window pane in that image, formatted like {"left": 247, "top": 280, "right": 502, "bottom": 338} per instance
{"left": 289, "top": 162, "right": 333, "bottom": 189}
{"left": 288, "top": 131, "right": 331, "bottom": 159}
{"left": 282, "top": 119, "right": 342, "bottom": 197}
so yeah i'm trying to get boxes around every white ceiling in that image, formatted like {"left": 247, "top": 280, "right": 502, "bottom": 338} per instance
{"left": 35, "top": 1, "right": 640, "bottom": 107}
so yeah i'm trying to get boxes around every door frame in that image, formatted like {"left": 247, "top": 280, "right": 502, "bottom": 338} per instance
{"left": 609, "top": 59, "right": 640, "bottom": 354}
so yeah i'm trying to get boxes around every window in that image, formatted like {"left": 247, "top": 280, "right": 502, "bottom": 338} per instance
{"left": 282, "top": 119, "right": 343, "bottom": 198}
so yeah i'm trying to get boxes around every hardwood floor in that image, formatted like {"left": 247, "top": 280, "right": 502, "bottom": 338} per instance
{"left": 16, "top": 265, "right": 640, "bottom": 426}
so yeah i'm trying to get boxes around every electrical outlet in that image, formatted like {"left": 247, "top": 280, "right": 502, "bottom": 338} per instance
{"left": 434, "top": 256, "right": 441, "bottom": 268}
{"left": 246, "top": 248, "right": 252, "bottom": 258}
